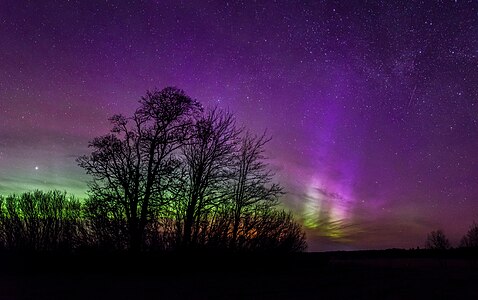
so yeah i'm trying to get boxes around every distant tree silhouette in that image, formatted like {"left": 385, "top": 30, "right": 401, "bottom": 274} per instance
{"left": 0, "top": 191, "right": 82, "bottom": 251}
{"left": 77, "top": 87, "right": 201, "bottom": 251}
{"left": 460, "top": 222, "right": 478, "bottom": 248}
{"left": 425, "top": 230, "right": 451, "bottom": 250}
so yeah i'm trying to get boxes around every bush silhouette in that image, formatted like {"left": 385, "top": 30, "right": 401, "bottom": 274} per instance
{"left": 425, "top": 230, "right": 451, "bottom": 250}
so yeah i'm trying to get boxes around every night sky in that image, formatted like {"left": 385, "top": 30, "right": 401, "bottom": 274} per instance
{"left": 1, "top": 1, "right": 477, "bottom": 251}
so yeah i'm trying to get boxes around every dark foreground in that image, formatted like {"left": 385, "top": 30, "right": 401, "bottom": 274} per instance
{"left": 1, "top": 249, "right": 478, "bottom": 299}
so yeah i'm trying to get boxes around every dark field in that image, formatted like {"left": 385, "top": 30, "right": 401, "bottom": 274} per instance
{"left": 1, "top": 250, "right": 478, "bottom": 299}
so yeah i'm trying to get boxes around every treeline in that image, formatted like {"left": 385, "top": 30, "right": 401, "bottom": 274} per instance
{"left": 0, "top": 190, "right": 305, "bottom": 253}
{"left": 0, "top": 87, "right": 306, "bottom": 253}
{"left": 425, "top": 224, "right": 478, "bottom": 250}
{"left": 0, "top": 191, "right": 83, "bottom": 252}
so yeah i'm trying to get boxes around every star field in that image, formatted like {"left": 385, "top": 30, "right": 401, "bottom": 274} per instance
{"left": 0, "top": 0, "right": 477, "bottom": 251}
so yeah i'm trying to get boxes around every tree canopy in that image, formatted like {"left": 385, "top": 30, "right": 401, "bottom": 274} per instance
{"left": 74, "top": 87, "right": 306, "bottom": 252}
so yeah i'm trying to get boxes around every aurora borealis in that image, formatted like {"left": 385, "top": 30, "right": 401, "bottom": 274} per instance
{"left": 1, "top": 1, "right": 477, "bottom": 251}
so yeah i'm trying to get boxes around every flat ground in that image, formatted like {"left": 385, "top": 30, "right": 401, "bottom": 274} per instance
{"left": 1, "top": 250, "right": 478, "bottom": 299}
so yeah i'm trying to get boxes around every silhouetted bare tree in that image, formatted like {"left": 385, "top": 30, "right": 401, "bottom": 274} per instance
{"left": 77, "top": 87, "right": 201, "bottom": 251}
{"left": 75, "top": 87, "right": 307, "bottom": 253}
{"left": 179, "top": 108, "right": 239, "bottom": 248}
{"left": 229, "top": 131, "right": 283, "bottom": 249}
{"left": 460, "top": 222, "right": 478, "bottom": 248}
{"left": 425, "top": 230, "right": 451, "bottom": 250}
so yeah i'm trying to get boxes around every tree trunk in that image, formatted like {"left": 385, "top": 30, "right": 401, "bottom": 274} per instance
{"left": 183, "top": 201, "right": 196, "bottom": 248}
{"left": 230, "top": 207, "right": 241, "bottom": 250}
{"left": 128, "top": 219, "right": 142, "bottom": 252}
